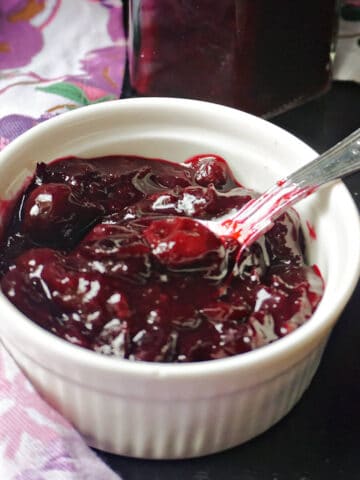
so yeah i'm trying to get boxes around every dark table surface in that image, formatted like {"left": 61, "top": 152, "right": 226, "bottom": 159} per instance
{"left": 98, "top": 81, "right": 360, "bottom": 480}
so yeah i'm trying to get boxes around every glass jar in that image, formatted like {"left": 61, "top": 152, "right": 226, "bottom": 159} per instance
{"left": 127, "top": 0, "right": 339, "bottom": 117}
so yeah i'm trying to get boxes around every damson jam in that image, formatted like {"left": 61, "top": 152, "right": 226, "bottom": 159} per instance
{"left": 0, "top": 154, "right": 324, "bottom": 362}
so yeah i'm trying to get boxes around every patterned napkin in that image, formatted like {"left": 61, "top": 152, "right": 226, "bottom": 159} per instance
{"left": 0, "top": 1, "right": 124, "bottom": 478}
{"left": 0, "top": 0, "right": 126, "bottom": 147}
{"left": 0, "top": 347, "right": 121, "bottom": 479}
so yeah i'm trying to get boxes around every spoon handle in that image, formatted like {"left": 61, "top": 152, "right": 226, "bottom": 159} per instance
{"left": 223, "top": 128, "right": 360, "bottom": 248}
{"left": 288, "top": 127, "right": 360, "bottom": 188}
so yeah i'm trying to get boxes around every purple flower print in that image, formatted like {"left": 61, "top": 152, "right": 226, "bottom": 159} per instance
{"left": 36, "top": 44, "right": 126, "bottom": 105}
{"left": 0, "top": 347, "right": 120, "bottom": 479}
{"left": 95, "top": 0, "right": 123, "bottom": 41}
{"left": 0, "top": 0, "right": 44, "bottom": 69}
{"left": 107, "top": 3, "right": 123, "bottom": 41}
{"left": 0, "top": 114, "right": 38, "bottom": 142}
{"left": 15, "top": 473, "right": 47, "bottom": 480}
{"left": 0, "top": 113, "right": 54, "bottom": 150}
{"left": 13, "top": 438, "right": 76, "bottom": 480}
{"left": 12, "top": 436, "right": 120, "bottom": 480}
{"left": 67, "top": 46, "right": 126, "bottom": 97}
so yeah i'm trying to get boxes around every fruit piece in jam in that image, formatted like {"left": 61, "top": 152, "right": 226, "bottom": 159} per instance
{"left": 0, "top": 154, "right": 324, "bottom": 362}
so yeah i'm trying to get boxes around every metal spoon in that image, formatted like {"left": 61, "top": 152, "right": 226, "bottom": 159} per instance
{"left": 200, "top": 127, "right": 360, "bottom": 251}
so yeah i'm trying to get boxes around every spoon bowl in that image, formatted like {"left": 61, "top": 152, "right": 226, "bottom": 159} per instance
{"left": 200, "top": 128, "right": 360, "bottom": 251}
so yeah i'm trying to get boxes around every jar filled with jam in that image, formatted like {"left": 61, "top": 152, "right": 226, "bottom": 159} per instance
{"left": 127, "top": 0, "right": 339, "bottom": 117}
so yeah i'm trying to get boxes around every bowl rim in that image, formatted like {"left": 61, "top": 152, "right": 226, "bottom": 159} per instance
{"left": 0, "top": 97, "right": 359, "bottom": 382}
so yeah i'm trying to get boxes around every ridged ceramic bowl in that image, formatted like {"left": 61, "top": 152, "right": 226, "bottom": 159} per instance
{"left": 0, "top": 98, "right": 359, "bottom": 459}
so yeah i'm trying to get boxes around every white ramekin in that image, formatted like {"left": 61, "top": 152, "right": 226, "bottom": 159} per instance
{"left": 0, "top": 98, "right": 359, "bottom": 459}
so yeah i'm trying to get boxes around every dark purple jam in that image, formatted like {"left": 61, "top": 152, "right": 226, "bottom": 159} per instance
{"left": 0, "top": 154, "right": 324, "bottom": 362}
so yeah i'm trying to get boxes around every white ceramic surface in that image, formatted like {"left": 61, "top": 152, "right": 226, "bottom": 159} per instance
{"left": 0, "top": 98, "right": 359, "bottom": 459}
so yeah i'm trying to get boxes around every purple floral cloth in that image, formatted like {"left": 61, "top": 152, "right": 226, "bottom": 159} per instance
{"left": 0, "top": 1, "right": 125, "bottom": 478}
{"left": 0, "top": 348, "right": 121, "bottom": 479}
{"left": 0, "top": 0, "right": 126, "bottom": 150}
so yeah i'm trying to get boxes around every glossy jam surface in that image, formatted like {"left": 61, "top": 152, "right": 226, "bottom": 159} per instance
{"left": 0, "top": 155, "right": 324, "bottom": 362}
{"left": 129, "top": 0, "right": 336, "bottom": 116}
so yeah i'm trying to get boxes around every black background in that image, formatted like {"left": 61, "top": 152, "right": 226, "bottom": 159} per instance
{"left": 97, "top": 81, "right": 360, "bottom": 480}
